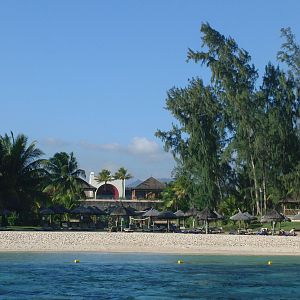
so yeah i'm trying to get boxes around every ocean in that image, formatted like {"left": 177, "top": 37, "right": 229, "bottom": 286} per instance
{"left": 0, "top": 253, "right": 299, "bottom": 299}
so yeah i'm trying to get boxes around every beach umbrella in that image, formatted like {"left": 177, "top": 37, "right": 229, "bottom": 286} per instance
{"left": 243, "top": 212, "right": 257, "bottom": 220}
{"left": 90, "top": 206, "right": 106, "bottom": 216}
{"left": 40, "top": 208, "right": 55, "bottom": 215}
{"left": 126, "top": 206, "right": 139, "bottom": 216}
{"left": 184, "top": 208, "right": 200, "bottom": 228}
{"left": 175, "top": 210, "right": 186, "bottom": 228}
{"left": 143, "top": 208, "right": 160, "bottom": 217}
{"left": 261, "top": 209, "right": 286, "bottom": 235}
{"left": 110, "top": 206, "right": 132, "bottom": 231}
{"left": 230, "top": 210, "right": 252, "bottom": 230}
{"left": 143, "top": 208, "right": 160, "bottom": 230}
{"left": 40, "top": 207, "right": 55, "bottom": 225}
{"left": 157, "top": 211, "right": 177, "bottom": 232}
{"left": 49, "top": 205, "right": 70, "bottom": 214}
{"left": 71, "top": 206, "right": 91, "bottom": 215}
{"left": 197, "top": 208, "right": 219, "bottom": 234}
{"left": 214, "top": 210, "right": 224, "bottom": 220}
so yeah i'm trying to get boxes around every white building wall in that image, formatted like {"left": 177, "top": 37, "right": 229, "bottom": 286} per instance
{"left": 89, "top": 172, "right": 123, "bottom": 199}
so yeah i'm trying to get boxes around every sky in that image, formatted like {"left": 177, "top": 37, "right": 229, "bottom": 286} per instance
{"left": 1, "top": 0, "right": 300, "bottom": 181}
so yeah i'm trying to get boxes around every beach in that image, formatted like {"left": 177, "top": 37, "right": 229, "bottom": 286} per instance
{"left": 0, "top": 231, "right": 299, "bottom": 255}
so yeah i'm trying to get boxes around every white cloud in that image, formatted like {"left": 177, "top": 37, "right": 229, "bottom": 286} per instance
{"left": 127, "top": 137, "right": 160, "bottom": 156}
{"left": 79, "top": 140, "right": 120, "bottom": 151}
{"left": 39, "top": 137, "right": 71, "bottom": 147}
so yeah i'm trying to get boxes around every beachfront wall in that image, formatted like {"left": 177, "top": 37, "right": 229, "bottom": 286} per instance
{"left": 82, "top": 199, "right": 162, "bottom": 211}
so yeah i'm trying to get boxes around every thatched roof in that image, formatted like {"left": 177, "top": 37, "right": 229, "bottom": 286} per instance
{"left": 40, "top": 208, "right": 55, "bottom": 215}
{"left": 49, "top": 205, "right": 70, "bottom": 214}
{"left": 261, "top": 209, "right": 285, "bottom": 222}
{"left": 80, "top": 180, "right": 97, "bottom": 191}
{"left": 143, "top": 208, "right": 160, "bottom": 217}
{"left": 157, "top": 210, "right": 177, "bottom": 219}
{"left": 71, "top": 206, "right": 92, "bottom": 215}
{"left": 230, "top": 210, "right": 252, "bottom": 221}
{"left": 110, "top": 206, "right": 138, "bottom": 216}
{"left": 133, "top": 177, "right": 166, "bottom": 190}
{"left": 175, "top": 210, "right": 186, "bottom": 218}
{"left": 197, "top": 208, "right": 219, "bottom": 220}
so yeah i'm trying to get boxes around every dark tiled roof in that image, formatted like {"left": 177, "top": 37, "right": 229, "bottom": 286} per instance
{"left": 81, "top": 180, "right": 97, "bottom": 191}
{"left": 133, "top": 177, "right": 166, "bottom": 190}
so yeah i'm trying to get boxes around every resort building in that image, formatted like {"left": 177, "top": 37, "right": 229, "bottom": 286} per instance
{"left": 82, "top": 172, "right": 166, "bottom": 210}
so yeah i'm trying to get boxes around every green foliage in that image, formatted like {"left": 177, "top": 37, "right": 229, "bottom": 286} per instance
{"left": 160, "top": 177, "right": 189, "bottom": 211}
{"left": 95, "top": 169, "right": 113, "bottom": 184}
{"left": 114, "top": 167, "right": 132, "bottom": 199}
{"left": 157, "top": 23, "right": 300, "bottom": 214}
{"left": 44, "top": 152, "right": 86, "bottom": 207}
{"left": 7, "top": 211, "right": 19, "bottom": 226}
{"left": 0, "top": 132, "right": 48, "bottom": 212}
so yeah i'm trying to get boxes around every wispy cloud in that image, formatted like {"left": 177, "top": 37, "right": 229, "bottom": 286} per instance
{"left": 78, "top": 140, "right": 120, "bottom": 151}
{"left": 39, "top": 137, "right": 71, "bottom": 148}
{"left": 78, "top": 137, "right": 169, "bottom": 162}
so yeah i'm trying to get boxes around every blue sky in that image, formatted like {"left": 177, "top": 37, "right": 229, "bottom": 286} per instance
{"left": 1, "top": 0, "right": 299, "bottom": 180}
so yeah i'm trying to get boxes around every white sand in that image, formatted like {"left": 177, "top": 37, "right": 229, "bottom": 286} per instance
{"left": 0, "top": 231, "right": 300, "bottom": 255}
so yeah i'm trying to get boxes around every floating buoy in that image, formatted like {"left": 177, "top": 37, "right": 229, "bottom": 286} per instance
{"left": 74, "top": 259, "right": 80, "bottom": 263}
{"left": 267, "top": 260, "right": 272, "bottom": 265}
{"left": 177, "top": 260, "right": 184, "bottom": 264}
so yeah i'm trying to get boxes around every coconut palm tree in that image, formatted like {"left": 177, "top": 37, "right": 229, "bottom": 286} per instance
{"left": 114, "top": 167, "right": 132, "bottom": 199}
{"left": 95, "top": 169, "right": 113, "bottom": 192}
{"left": 0, "top": 132, "right": 47, "bottom": 211}
{"left": 44, "top": 152, "right": 86, "bottom": 208}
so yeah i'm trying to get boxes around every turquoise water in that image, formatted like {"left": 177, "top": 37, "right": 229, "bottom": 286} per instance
{"left": 0, "top": 253, "right": 299, "bottom": 299}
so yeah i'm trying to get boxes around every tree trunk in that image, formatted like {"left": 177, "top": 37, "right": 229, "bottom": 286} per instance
{"left": 262, "top": 174, "right": 267, "bottom": 214}
{"left": 250, "top": 154, "right": 260, "bottom": 215}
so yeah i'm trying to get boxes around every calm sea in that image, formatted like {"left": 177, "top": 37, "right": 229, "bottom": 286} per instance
{"left": 0, "top": 252, "right": 299, "bottom": 299}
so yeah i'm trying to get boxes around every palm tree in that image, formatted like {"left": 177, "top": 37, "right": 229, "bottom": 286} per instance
{"left": 0, "top": 132, "right": 47, "bottom": 211}
{"left": 114, "top": 167, "right": 133, "bottom": 199}
{"left": 44, "top": 152, "right": 86, "bottom": 208}
{"left": 161, "top": 178, "right": 188, "bottom": 211}
{"left": 95, "top": 169, "right": 113, "bottom": 192}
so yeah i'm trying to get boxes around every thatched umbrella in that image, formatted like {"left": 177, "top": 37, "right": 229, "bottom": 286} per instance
{"left": 243, "top": 212, "right": 257, "bottom": 220}
{"left": 157, "top": 210, "right": 177, "bottom": 232}
{"left": 50, "top": 205, "right": 70, "bottom": 214}
{"left": 261, "top": 209, "right": 286, "bottom": 235}
{"left": 184, "top": 208, "right": 200, "bottom": 228}
{"left": 90, "top": 206, "right": 106, "bottom": 216}
{"left": 214, "top": 210, "right": 224, "bottom": 220}
{"left": 175, "top": 210, "right": 186, "bottom": 228}
{"left": 230, "top": 210, "right": 252, "bottom": 229}
{"left": 110, "top": 206, "right": 132, "bottom": 231}
{"left": 197, "top": 208, "right": 219, "bottom": 234}
{"left": 40, "top": 207, "right": 55, "bottom": 225}
{"left": 40, "top": 208, "right": 55, "bottom": 215}
{"left": 48, "top": 205, "right": 70, "bottom": 225}
{"left": 143, "top": 208, "right": 160, "bottom": 230}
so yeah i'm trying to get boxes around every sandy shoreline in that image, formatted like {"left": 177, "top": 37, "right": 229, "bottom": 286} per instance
{"left": 0, "top": 231, "right": 299, "bottom": 256}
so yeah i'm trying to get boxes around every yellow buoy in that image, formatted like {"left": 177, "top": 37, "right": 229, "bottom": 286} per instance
{"left": 177, "top": 260, "right": 184, "bottom": 264}
{"left": 268, "top": 260, "right": 272, "bottom": 265}
{"left": 74, "top": 259, "right": 80, "bottom": 263}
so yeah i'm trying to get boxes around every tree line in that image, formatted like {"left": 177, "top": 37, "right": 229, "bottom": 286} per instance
{"left": 0, "top": 132, "right": 131, "bottom": 223}
{"left": 156, "top": 24, "right": 300, "bottom": 216}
